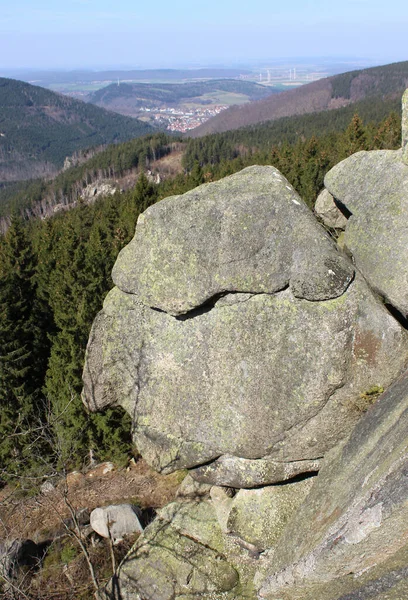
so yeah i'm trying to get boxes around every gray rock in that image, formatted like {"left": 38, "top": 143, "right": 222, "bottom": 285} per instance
{"left": 191, "top": 455, "right": 322, "bottom": 488}
{"left": 175, "top": 474, "right": 213, "bottom": 501}
{"left": 83, "top": 167, "right": 408, "bottom": 487}
{"left": 257, "top": 369, "right": 408, "bottom": 599}
{"left": 403, "top": 89, "right": 408, "bottom": 165}
{"left": 314, "top": 189, "right": 348, "bottom": 229}
{"left": 227, "top": 478, "right": 314, "bottom": 551}
{"left": 108, "top": 500, "right": 240, "bottom": 600}
{"left": 112, "top": 166, "right": 354, "bottom": 315}
{"left": 80, "top": 181, "right": 117, "bottom": 202}
{"left": 83, "top": 274, "right": 408, "bottom": 486}
{"left": 324, "top": 149, "right": 408, "bottom": 316}
{"left": 90, "top": 504, "right": 143, "bottom": 542}
{"left": 0, "top": 539, "right": 41, "bottom": 580}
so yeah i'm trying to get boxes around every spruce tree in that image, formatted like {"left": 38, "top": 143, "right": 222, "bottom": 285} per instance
{"left": 0, "top": 216, "right": 48, "bottom": 476}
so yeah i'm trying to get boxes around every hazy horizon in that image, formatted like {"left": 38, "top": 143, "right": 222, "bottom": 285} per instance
{"left": 1, "top": 0, "right": 407, "bottom": 70}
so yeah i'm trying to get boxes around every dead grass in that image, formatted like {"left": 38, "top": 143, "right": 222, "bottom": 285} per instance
{"left": 0, "top": 458, "right": 185, "bottom": 542}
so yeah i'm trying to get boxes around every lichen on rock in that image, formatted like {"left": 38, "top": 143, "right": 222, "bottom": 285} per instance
{"left": 82, "top": 166, "right": 408, "bottom": 488}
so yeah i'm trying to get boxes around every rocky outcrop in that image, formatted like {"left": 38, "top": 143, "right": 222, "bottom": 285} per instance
{"left": 83, "top": 166, "right": 408, "bottom": 488}
{"left": 80, "top": 181, "right": 118, "bottom": 202}
{"left": 325, "top": 149, "right": 408, "bottom": 317}
{"left": 257, "top": 369, "right": 408, "bottom": 600}
{"left": 83, "top": 95, "right": 408, "bottom": 600}
{"left": 109, "top": 499, "right": 241, "bottom": 600}
{"left": 108, "top": 476, "right": 315, "bottom": 600}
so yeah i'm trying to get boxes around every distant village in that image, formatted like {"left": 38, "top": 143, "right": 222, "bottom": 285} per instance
{"left": 139, "top": 104, "right": 228, "bottom": 132}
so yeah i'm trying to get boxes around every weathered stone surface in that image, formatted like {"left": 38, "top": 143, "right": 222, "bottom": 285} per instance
{"left": 402, "top": 89, "right": 408, "bottom": 165}
{"left": 314, "top": 188, "right": 348, "bottom": 229}
{"left": 109, "top": 500, "right": 241, "bottom": 600}
{"left": 257, "top": 369, "right": 408, "bottom": 599}
{"left": 0, "top": 539, "right": 41, "bottom": 580}
{"left": 175, "top": 474, "right": 212, "bottom": 501}
{"left": 112, "top": 166, "right": 354, "bottom": 315}
{"left": 90, "top": 504, "right": 143, "bottom": 542}
{"left": 227, "top": 478, "right": 315, "bottom": 551}
{"left": 325, "top": 149, "right": 408, "bottom": 315}
{"left": 83, "top": 274, "right": 408, "bottom": 486}
{"left": 191, "top": 455, "right": 321, "bottom": 488}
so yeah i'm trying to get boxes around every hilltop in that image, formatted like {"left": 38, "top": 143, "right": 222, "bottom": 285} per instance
{"left": 189, "top": 60, "right": 408, "bottom": 137}
{"left": 0, "top": 77, "right": 153, "bottom": 181}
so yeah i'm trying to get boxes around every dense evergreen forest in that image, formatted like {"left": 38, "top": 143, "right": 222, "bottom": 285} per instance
{"left": 0, "top": 133, "right": 180, "bottom": 218}
{"left": 0, "top": 102, "right": 402, "bottom": 485}
{"left": 0, "top": 77, "right": 153, "bottom": 182}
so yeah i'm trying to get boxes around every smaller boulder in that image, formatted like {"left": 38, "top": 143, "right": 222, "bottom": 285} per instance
{"left": 314, "top": 189, "right": 348, "bottom": 229}
{"left": 90, "top": 504, "right": 143, "bottom": 542}
{"left": 0, "top": 539, "right": 41, "bottom": 580}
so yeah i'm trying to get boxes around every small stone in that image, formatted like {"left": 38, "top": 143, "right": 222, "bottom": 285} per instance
{"left": 40, "top": 480, "right": 55, "bottom": 494}
{"left": 314, "top": 188, "right": 348, "bottom": 229}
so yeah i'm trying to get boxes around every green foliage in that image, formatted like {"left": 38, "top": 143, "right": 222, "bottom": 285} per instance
{"left": 0, "top": 216, "right": 50, "bottom": 477}
{"left": 0, "top": 133, "right": 177, "bottom": 217}
{"left": 60, "top": 541, "right": 79, "bottom": 565}
{"left": 330, "top": 60, "right": 408, "bottom": 100}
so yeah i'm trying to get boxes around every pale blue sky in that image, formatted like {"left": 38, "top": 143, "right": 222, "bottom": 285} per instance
{"left": 0, "top": 0, "right": 407, "bottom": 68}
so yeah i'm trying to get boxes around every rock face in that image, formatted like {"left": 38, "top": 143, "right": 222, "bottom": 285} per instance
{"left": 403, "top": 88, "right": 408, "bottom": 165}
{"left": 112, "top": 166, "right": 354, "bottom": 315}
{"left": 325, "top": 149, "right": 408, "bottom": 317}
{"left": 83, "top": 166, "right": 408, "bottom": 487}
{"left": 80, "top": 181, "right": 117, "bottom": 202}
{"left": 226, "top": 479, "right": 314, "bottom": 551}
{"left": 82, "top": 98, "right": 408, "bottom": 600}
{"left": 110, "top": 500, "right": 241, "bottom": 600}
{"left": 257, "top": 369, "right": 408, "bottom": 600}
{"left": 108, "top": 476, "right": 315, "bottom": 600}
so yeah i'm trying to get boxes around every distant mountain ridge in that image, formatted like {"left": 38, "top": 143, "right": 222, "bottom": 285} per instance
{"left": 189, "top": 61, "right": 408, "bottom": 137}
{"left": 0, "top": 77, "right": 153, "bottom": 181}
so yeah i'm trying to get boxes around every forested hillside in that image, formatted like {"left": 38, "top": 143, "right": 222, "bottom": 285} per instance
{"left": 189, "top": 60, "right": 408, "bottom": 136}
{"left": 0, "top": 103, "right": 402, "bottom": 487}
{"left": 0, "top": 133, "right": 180, "bottom": 219}
{"left": 0, "top": 78, "right": 153, "bottom": 181}
{"left": 87, "top": 79, "right": 275, "bottom": 112}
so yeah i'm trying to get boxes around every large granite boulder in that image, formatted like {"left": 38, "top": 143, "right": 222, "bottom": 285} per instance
{"left": 83, "top": 166, "right": 408, "bottom": 487}
{"left": 112, "top": 165, "right": 354, "bottom": 315}
{"left": 257, "top": 369, "right": 408, "bottom": 600}
{"left": 325, "top": 149, "right": 408, "bottom": 317}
